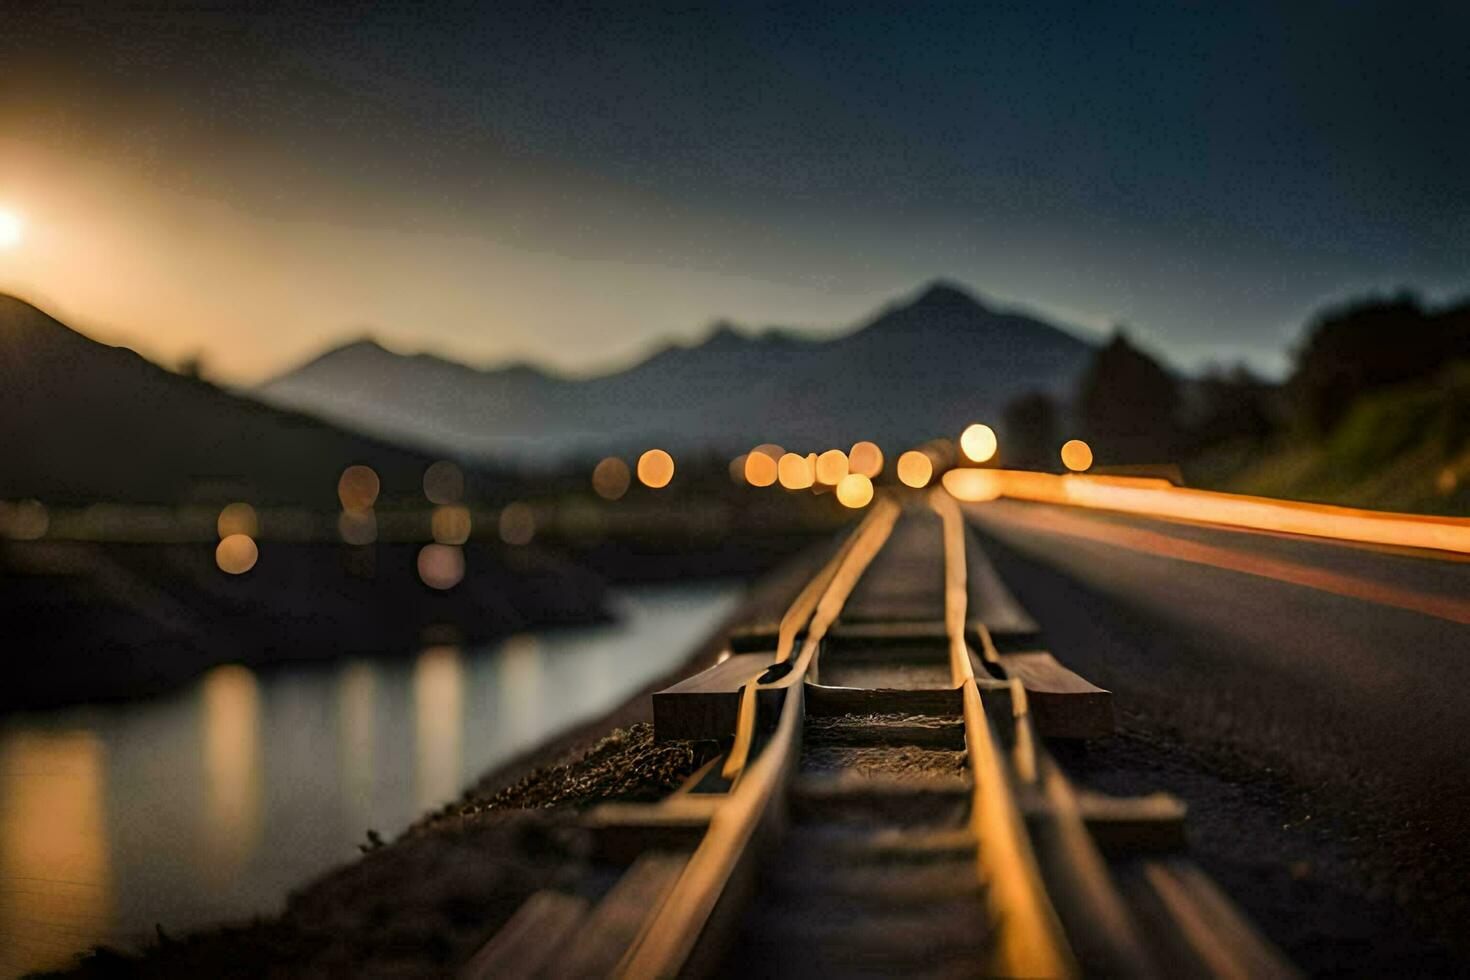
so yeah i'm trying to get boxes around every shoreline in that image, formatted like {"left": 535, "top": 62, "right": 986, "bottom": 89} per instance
{"left": 3, "top": 522, "right": 842, "bottom": 712}
{"left": 406, "top": 538, "right": 841, "bottom": 837}
{"left": 49, "top": 539, "right": 839, "bottom": 978}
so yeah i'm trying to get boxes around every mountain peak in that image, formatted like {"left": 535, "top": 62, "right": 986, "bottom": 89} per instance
{"left": 909, "top": 280, "right": 987, "bottom": 312}
{"left": 854, "top": 280, "right": 995, "bottom": 337}
{"left": 496, "top": 359, "right": 554, "bottom": 381}
{"left": 703, "top": 320, "right": 747, "bottom": 348}
{"left": 256, "top": 279, "right": 1095, "bottom": 463}
{"left": 338, "top": 336, "right": 390, "bottom": 356}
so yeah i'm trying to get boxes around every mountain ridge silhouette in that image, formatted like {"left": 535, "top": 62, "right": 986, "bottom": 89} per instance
{"left": 0, "top": 293, "right": 468, "bottom": 504}
{"left": 257, "top": 280, "right": 1096, "bottom": 464}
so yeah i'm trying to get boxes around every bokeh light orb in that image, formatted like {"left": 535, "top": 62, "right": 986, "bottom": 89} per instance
{"left": 728, "top": 454, "right": 748, "bottom": 484}
{"left": 3, "top": 499, "right": 49, "bottom": 540}
{"left": 896, "top": 450, "right": 934, "bottom": 488}
{"left": 337, "top": 508, "right": 378, "bottom": 545}
{"left": 848, "top": 441, "right": 884, "bottom": 478}
{"left": 959, "top": 423, "right": 998, "bottom": 464}
{"left": 816, "top": 449, "right": 848, "bottom": 486}
{"left": 417, "top": 543, "right": 465, "bottom": 589}
{"left": 637, "top": 449, "right": 675, "bottom": 488}
{"left": 744, "top": 450, "right": 778, "bottom": 487}
{"left": 423, "top": 460, "right": 465, "bottom": 504}
{"left": 1061, "top": 439, "right": 1094, "bottom": 472}
{"left": 498, "top": 502, "right": 536, "bottom": 545}
{"left": 216, "top": 534, "right": 258, "bottom": 574}
{"left": 216, "top": 502, "right": 259, "bottom": 539}
{"left": 338, "top": 465, "right": 381, "bottom": 511}
{"left": 777, "top": 452, "right": 814, "bottom": 490}
{"left": 592, "top": 457, "right": 631, "bottom": 500}
{"left": 432, "top": 504, "right": 472, "bottom": 545}
{"left": 1438, "top": 466, "right": 1459, "bottom": 495}
{"left": 836, "top": 473, "right": 874, "bottom": 509}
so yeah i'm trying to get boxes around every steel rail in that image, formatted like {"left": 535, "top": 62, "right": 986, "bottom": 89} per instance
{"left": 932, "top": 489, "right": 1079, "bottom": 977}
{"left": 615, "top": 498, "right": 899, "bottom": 978}
{"left": 943, "top": 490, "right": 1296, "bottom": 979}
{"left": 718, "top": 501, "right": 886, "bottom": 781}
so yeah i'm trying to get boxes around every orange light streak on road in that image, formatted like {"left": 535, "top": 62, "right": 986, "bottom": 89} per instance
{"left": 962, "top": 470, "right": 1470, "bottom": 556}
{"left": 977, "top": 501, "right": 1470, "bottom": 624}
{"left": 941, "top": 468, "right": 1002, "bottom": 501}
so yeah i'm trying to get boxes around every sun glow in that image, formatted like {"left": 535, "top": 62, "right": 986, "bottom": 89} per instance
{"left": 0, "top": 210, "right": 22, "bottom": 249}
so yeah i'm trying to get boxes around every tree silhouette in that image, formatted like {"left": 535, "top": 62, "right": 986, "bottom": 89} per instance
{"left": 179, "top": 351, "right": 208, "bottom": 380}
{"left": 1288, "top": 292, "right": 1470, "bottom": 433}
{"left": 1002, "top": 390, "right": 1059, "bottom": 469}
{"left": 1184, "top": 363, "right": 1276, "bottom": 454}
{"left": 1075, "top": 328, "right": 1180, "bottom": 463}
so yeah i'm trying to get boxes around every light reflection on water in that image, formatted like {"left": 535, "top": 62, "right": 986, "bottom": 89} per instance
{"left": 0, "top": 731, "right": 111, "bottom": 979}
{"left": 200, "top": 665, "right": 262, "bottom": 884}
{"left": 0, "top": 583, "right": 739, "bottom": 975}
{"left": 413, "top": 647, "right": 463, "bottom": 812}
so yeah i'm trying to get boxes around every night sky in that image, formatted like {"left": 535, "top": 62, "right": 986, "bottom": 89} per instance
{"left": 2, "top": 1, "right": 1466, "bottom": 381}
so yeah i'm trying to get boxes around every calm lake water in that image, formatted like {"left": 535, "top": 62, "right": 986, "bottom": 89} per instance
{"left": 0, "top": 583, "right": 741, "bottom": 976}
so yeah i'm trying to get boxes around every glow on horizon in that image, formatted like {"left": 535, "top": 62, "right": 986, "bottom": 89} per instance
{"left": 0, "top": 143, "right": 894, "bottom": 384}
{"left": 0, "top": 209, "right": 22, "bottom": 249}
{"left": 0, "top": 136, "right": 1293, "bottom": 386}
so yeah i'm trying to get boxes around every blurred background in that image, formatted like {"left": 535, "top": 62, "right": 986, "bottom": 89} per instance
{"left": 1, "top": 1, "right": 1467, "bottom": 973}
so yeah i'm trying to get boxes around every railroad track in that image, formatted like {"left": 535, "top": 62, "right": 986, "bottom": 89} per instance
{"left": 465, "top": 493, "right": 1297, "bottom": 978}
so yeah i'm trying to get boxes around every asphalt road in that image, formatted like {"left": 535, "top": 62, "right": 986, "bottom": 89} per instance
{"left": 965, "top": 499, "right": 1470, "bottom": 975}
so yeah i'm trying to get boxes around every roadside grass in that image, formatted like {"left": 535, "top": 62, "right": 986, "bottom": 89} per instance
{"left": 1198, "top": 363, "right": 1470, "bottom": 516}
